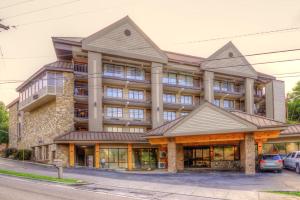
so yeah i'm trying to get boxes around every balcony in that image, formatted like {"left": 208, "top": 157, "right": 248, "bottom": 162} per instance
{"left": 103, "top": 96, "right": 151, "bottom": 108}
{"left": 74, "top": 108, "right": 88, "bottom": 123}
{"left": 214, "top": 87, "right": 244, "bottom": 98}
{"left": 73, "top": 63, "right": 88, "bottom": 80}
{"left": 163, "top": 83, "right": 202, "bottom": 94}
{"left": 102, "top": 75, "right": 151, "bottom": 89}
{"left": 74, "top": 87, "right": 88, "bottom": 103}
{"left": 103, "top": 115, "right": 151, "bottom": 127}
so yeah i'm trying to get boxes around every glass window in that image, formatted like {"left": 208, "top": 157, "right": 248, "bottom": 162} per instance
{"left": 129, "top": 109, "right": 144, "bottom": 119}
{"left": 56, "top": 73, "right": 64, "bottom": 87}
{"left": 106, "top": 107, "right": 123, "bottom": 118}
{"left": 107, "top": 87, "right": 123, "bottom": 98}
{"left": 178, "top": 75, "right": 193, "bottom": 87}
{"left": 48, "top": 73, "right": 55, "bottom": 86}
{"left": 129, "top": 127, "right": 144, "bottom": 133}
{"left": 223, "top": 99, "right": 234, "bottom": 109}
{"left": 214, "top": 145, "right": 239, "bottom": 161}
{"left": 163, "top": 93, "right": 176, "bottom": 103}
{"left": 224, "top": 146, "right": 234, "bottom": 160}
{"left": 107, "top": 127, "right": 123, "bottom": 132}
{"left": 181, "top": 112, "right": 189, "bottom": 116}
{"left": 213, "top": 147, "right": 223, "bottom": 161}
{"left": 163, "top": 73, "right": 177, "bottom": 85}
{"left": 214, "top": 81, "right": 221, "bottom": 91}
{"left": 286, "top": 142, "right": 298, "bottom": 153}
{"left": 128, "top": 90, "right": 144, "bottom": 100}
{"left": 127, "top": 67, "right": 144, "bottom": 80}
{"left": 164, "top": 111, "right": 176, "bottom": 121}
{"left": 100, "top": 148, "right": 128, "bottom": 169}
{"left": 180, "top": 95, "right": 192, "bottom": 105}
{"left": 103, "top": 64, "right": 124, "bottom": 78}
{"left": 213, "top": 99, "right": 220, "bottom": 107}
{"left": 42, "top": 74, "right": 47, "bottom": 88}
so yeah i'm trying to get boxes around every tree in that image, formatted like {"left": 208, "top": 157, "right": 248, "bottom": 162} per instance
{"left": 287, "top": 81, "right": 300, "bottom": 123}
{"left": 0, "top": 101, "right": 9, "bottom": 144}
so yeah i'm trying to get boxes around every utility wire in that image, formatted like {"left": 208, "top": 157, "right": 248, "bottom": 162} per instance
{"left": 0, "top": 0, "right": 34, "bottom": 10}
{"left": 1, "top": 0, "right": 80, "bottom": 21}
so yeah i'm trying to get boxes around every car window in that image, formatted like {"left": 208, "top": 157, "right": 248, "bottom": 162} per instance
{"left": 262, "top": 155, "right": 281, "bottom": 160}
{"left": 286, "top": 153, "right": 291, "bottom": 158}
{"left": 292, "top": 153, "right": 296, "bottom": 158}
{"left": 297, "top": 153, "right": 300, "bottom": 159}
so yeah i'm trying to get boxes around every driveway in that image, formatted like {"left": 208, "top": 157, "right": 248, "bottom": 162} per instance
{"left": 0, "top": 158, "right": 299, "bottom": 200}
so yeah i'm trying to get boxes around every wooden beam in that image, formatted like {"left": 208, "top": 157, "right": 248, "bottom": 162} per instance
{"left": 69, "top": 143, "right": 75, "bottom": 167}
{"left": 94, "top": 143, "right": 100, "bottom": 169}
{"left": 254, "top": 130, "right": 280, "bottom": 140}
{"left": 175, "top": 133, "right": 245, "bottom": 144}
{"left": 127, "top": 144, "right": 133, "bottom": 171}
{"left": 257, "top": 140, "right": 263, "bottom": 156}
{"left": 148, "top": 138, "right": 169, "bottom": 145}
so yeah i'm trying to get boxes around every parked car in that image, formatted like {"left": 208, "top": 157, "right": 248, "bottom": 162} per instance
{"left": 259, "top": 154, "right": 283, "bottom": 173}
{"left": 283, "top": 151, "right": 300, "bottom": 174}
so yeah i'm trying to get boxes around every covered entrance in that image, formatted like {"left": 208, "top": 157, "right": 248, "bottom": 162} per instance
{"left": 184, "top": 146, "right": 211, "bottom": 168}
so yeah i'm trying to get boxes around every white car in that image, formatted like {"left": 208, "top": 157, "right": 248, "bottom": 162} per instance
{"left": 284, "top": 151, "right": 300, "bottom": 174}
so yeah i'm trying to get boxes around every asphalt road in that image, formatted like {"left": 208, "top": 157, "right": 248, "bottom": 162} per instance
{"left": 0, "top": 175, "right": 140, "bottom": 200}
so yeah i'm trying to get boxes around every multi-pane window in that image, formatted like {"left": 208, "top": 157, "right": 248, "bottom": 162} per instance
{"left": 107, "top": 127, "right": 123, "bottom": 132}
{"left": 100, "top": 148, "right": 128, "bottom": 168}
{"left": 129, "top": 109, "right": 144, "bottom": 120}
{"left": 213, "top": 145, "right": 240, "bottom": 161}
{"left": 213, "top": 99, "right": 220, "bottom": 107}
{"left": 164, "top": 111, "right": 176, "bottom": 121}
{"left": 127, "top": 67, "right": 145, "bottom": 80}
{"left": 129, "top": 127, "right": 144, "bottom": 133}
{"left": 178, "top": 75, "right": 193, "bottom": 87}
{"left": 163, "top": 93, "right": 176, "bottom": 103}
{"left": 163, "top": 73, "right": 177, "bottom": 85}
{"left": 214, "top": 81, "right": 221, "bottom": 91}
{"left": 103, "top": 64, "right": 124, "bottom": 78}
{"left": 180, "top": 95, "right": 192, "bottom": 105}
{"left": 223, "top": 99, "right": 234, "bottom": 109}
{"left": 106, "top": 107, "right": 123, "bottom": 118}
{"left": 128, "top": 90, "right": 144, "bottom": 100}
{"left": 214, "top": 80, "right": 234, "bottom": 92}
{"left": 107, "top": 87, "right": 123, "bottom": 98}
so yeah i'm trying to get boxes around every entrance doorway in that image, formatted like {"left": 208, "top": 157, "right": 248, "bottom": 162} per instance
{"left": 75, "top": 145, "right": 94, "bottom": 167}
{"left": 184, "top": 146, "right": 211, "bottom": 168}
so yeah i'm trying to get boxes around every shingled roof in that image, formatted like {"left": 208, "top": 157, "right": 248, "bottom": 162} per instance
{"left": 54, "top": 131, "right": 147, "bottom": 143}
{"left": 281, "top": 124, "right": 300, "bottom": 135}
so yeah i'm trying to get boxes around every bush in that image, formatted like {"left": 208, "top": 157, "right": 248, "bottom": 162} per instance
{"left": 3, "top": 148, "right": 17, "bottom": 158}
{"left": 14, "top": 149, "right": 32, "bottom": 160}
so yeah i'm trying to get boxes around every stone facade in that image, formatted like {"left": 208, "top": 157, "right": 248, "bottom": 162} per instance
{"left": 167, "top": 139, "right": 177, "bottom": 173}
{"left": 211, "top": 161, "right": 241, "bottom": 170}
{"left": 8, "top": 103, "right": 18, "bottom": 148}
{"left": 240, "top": 133, "right": 256, "bottom": 175}
{"left": 176, "top": 144, "right": 184, "bottom": 171}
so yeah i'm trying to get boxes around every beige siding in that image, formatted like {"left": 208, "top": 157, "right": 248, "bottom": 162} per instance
{"left": 171, "top": 106, "right": 249, "bottom": 135}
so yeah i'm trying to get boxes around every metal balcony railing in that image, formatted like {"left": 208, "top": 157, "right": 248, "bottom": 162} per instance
{"left": 74, "top": 63, "right": 88, "bottom": 73}
{"left": 74, "top": 108, "right": 88, "bottom": 119}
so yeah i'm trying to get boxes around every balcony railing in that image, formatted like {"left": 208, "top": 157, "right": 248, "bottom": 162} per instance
{"left": 74, "top": 108, "right": 88, "bottom": 119}
{"left": 74, "top": 87, "right": 88, "bottom": 96}
{"left": 74, "top": 63, "right": 88, "bottom": 73}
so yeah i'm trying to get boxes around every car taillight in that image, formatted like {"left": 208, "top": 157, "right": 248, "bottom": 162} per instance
{"left": 260, "top": 160, "right": 265, "bottom": 164}
{"left": 277, "top": 160, "right": 283, "bottom": 163}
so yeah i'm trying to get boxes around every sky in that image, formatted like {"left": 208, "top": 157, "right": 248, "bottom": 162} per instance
{"left": 0, "top": 0, "right": 300, "bottom": 105}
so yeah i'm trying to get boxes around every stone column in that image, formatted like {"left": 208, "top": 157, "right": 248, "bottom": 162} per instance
{"left": 151, "top": 62, "right": 163, "bottom": 128}
{"left": 241, "top": 133, "right": 256, "bottom": 175}
{"left": 204, "top": 71, "right": 214, "bottom": 103}
{"left": 257, "top": 140, "right": 263, "bottom": 156}
{"left": 176, "top": 144, "right": 184, "bottom": 172}
{"left": 88, "top": 52, "right": 103, "bottom": 131}
{"left": 127, "top": 144, "right": 133, "bottom": 171}
{"left": 69, "top": 143, "right": 75, "bottom": 167}
{"left": 266, "top": 80, "right": 286, "bottom": 122}
{"left": 167, "top": 138, "right": 177, "bottom": 173}
{"left": 94, "top": 143, "right": 100, "bottom": 169}
{"left": 245, "top": 78, "right": 254, "bottom": 114}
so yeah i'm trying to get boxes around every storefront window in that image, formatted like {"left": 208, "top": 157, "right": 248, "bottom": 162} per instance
{"left": 213, "top": 145, "right": 239, "bottom": 161}
{"left": 132, "top": 148, "right": 158, "bottom": 169}
{"left": 100, "top": 148, "right": 128, "bottom": 169}
{"left": 286, "top": 142, "right": 299, "bottom": 153}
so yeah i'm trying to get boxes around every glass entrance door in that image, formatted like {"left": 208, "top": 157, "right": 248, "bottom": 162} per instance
{"left": 184, "top": 146, "right": 211, "bottom": 168}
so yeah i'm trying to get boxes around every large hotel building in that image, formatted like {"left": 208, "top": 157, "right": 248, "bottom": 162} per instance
{"left": 7, "top": 16, "right": 300, "bottom": 174}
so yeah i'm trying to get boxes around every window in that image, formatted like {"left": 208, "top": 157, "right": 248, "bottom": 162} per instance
{"left": 106, "top": 107, "right": 123, "bottom": 118}
{"left": 107, "top": 127, "right": 123, "bottom": 132}
{"left": 163, "top": 73, "right": 176, "bottom": 85}
{"left": 107, "top": 87, "right": 123, "bottom": 98}
{"left": 223, "top": 99, "right": 234, "bottom": 109}
{"left": 128, "top": 90, "right": 144, "bottom": 100}
{"left": 163, "top": 93, "right": 176, "bottom": 103}
{"left": 164, "top": 111, "right": 176, "bottom": 121}
{"left": 180, "top": 95, "right": 192, "bottom": 105}
{"left": 129, "top": 109, "right": 144, "bottom": 120}
{"left": 214, "top": 81, "right": 221, "bottom": 91}
{"left": 178, "top": 75, "right": 193, "bottom": 87}
{"left": 127, "top": 67, "right": 144, "bottom": 80}
{"left": 103, "top": 64, "right": 124, "bottom": 78}
{"left": 100, "top": 148, "right": 128, "bottom": 169}
{"left": 48, "top": 73, "right": 55, "bottom": 86}
{"left": 129, "top": 127, "right": 144, "bottom": 133}
{"left": 181, "top": 112, "right": 189, "bottom": 116}
{"left": 213, "top": 145, "right": 239, "bottom": 161}
{"left": 213, "top": 99, "right": 220, "bottom": 107}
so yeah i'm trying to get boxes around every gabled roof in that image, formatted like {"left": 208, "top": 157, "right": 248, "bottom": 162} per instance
{"left": 201, "top": 41, "right": 258, "bottom": 79}
{"left": 145, "top": 102, "right": 286, "bottom": 138}
{"left": 82, "top": 16, "right": 168, "bottom": 64}
{"left": 54, "top": 131, "right": 147, "bottom": 143}
{"left": 164, "top": 51, "right": 205, "bottom": 66}
{"left": 281, "top": 124, "right": 300, "bottom": 136}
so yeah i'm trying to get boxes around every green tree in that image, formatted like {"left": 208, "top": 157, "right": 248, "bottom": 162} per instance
{"left": 0, "top": 101, "right": 9, "bottom": 144}
{"left": 287, "top": 81, "right": 300, "bottom": 123}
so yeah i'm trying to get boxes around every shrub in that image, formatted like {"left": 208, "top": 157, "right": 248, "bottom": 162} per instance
{"left": 3, "top": 148, "right": 17, "bottom": 158}
{"left": 14, "top": 149, "right": 32, "bottom": 160}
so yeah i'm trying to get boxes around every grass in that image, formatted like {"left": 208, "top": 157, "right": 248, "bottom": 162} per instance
{"left": 270, "top": 191, "right": 300, "bottom": 197}
{"left": 0, "top": 169, "right": 83, "bottom": 185}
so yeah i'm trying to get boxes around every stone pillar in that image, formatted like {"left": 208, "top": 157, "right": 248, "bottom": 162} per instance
{"left": 127, "top": 144, "right": 133, "bottom": 171}
{"left": 88, "top": 52, "right": 103, "bottom": 131}
{"left": 151, "top": 62, "right": 163, "bottom": 128}
{"left": 266, "top": 80, "right": 286, "bottom": 122}
{"left": 176, "top": 144, "right": 184, "bottom": 172}
{"left": 69, "top": 143, "right": 75, "bottom": 167}
{"left": 257, "top": 140, "right": 263, "bottom": 156}
{"left": 94, "top": 143, "right": 100, "bottom": 169}
{"left": 245, "top": 78, "right": 254, "bottom": 114}
{"left": 204, "top": 71, "right": 214, "bottom": 103}
{"left": 241, "top": 133, "right": 256, "bottom": 175}
{"left": 167, "top": 139, "right": 177, "bottom": 173}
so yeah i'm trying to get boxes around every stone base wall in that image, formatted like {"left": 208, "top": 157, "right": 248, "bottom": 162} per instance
{"left": 211, "top": 161, "right": 241, "bottom": 170}
{"left": 8, "top": 103, "right": 18, "bottom": 148}
{"left": 56, "top": 144, "right": 69, "bottom": 167}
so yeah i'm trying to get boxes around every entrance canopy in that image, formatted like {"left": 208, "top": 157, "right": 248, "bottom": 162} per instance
{"left": 145, "top": 102, "right": 287, "bottom": 144}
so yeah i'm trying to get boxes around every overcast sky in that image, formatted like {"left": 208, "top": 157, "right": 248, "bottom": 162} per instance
{"left": 0, "top": 0, "right": 300, "bottom": 105}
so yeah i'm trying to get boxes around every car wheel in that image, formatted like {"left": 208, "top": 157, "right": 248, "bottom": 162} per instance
{"left": 296, "top": 165, "right": 300, "bottom": 174}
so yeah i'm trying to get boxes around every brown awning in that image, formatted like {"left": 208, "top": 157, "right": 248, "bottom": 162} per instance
{"left": 54, "top": 131, "right": 148, "bottom": 144}
{"left": 281, "top": 124, "right": 300, "bottom": 136}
